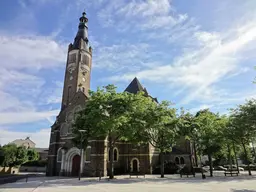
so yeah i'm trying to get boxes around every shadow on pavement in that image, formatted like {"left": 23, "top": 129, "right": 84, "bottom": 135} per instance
{"left": 1, "top": 173, "right": 256, "bottom": 189}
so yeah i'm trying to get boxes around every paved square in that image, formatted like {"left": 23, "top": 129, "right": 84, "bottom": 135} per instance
{"left": 1, "top": 173, "right": 256, "bottom": 192}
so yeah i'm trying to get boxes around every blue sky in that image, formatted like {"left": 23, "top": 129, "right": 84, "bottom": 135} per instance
{"left": 0, "top": 0, "right": 255, "bottom": 147}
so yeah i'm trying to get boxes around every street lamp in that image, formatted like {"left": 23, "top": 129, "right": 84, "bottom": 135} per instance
{"left": 78, "top": 129, "right": 86, "bottom": 181}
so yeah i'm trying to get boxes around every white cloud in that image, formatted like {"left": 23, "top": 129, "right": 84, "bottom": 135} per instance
{"left": 0, "top": 35, "right": 66, "bottom": 70}
{"left": 97, "top": 0, "right": 187, "bottom": 32}
{"left": 117, "top": 0, "right": 172, "bottom": 17}
{"left": 0, "top": 34, "right": 66, "bottom": 126}
{"left": 106, "top": 21, "right": 256, "bottom": 104}
{"left": 93, "top": 43, "right": 152, "bottom": 70}
{"left": 0, "top": 91, "right": 35, "bottom": 112}
{"left": 0, "top": 110, "right": 59, "bottom": 125}
{"left": 0, "top": 128, "right": 51, "bottom": 148}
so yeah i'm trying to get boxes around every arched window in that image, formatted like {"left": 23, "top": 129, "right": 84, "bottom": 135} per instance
{"left": 175, "top": 157, "right": 180, "bottom": 164}
{"left": 60, "top": 123, "right": 68, "bottom": 136}
{"left": 57, "top": 148, "right": 62, "bottom": 162}
{"left": 113, "top": 148, "right": 119, "bottom": 162}
{"left": 85, "top": 146, "right": 91, "bottom": 162}
{"left": 180, "top": 157, "right": 185, "bottom": 164}
{"left": 108, "top": 148, "right": 119, "bottom": 162}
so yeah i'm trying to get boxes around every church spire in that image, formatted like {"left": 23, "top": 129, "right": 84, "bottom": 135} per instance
{"left": 73, "top": 11, "right": 89, "bottom": 49}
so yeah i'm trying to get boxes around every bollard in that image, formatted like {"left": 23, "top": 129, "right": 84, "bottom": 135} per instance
{"left": 99, "top": 171, "right": 102, "bottom": 181}
{"left": 26, "top": 175, "right": 28, "bottom": 183}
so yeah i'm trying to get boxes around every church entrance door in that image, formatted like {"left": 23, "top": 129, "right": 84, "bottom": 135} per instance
{"left": 71, "top": 155, "right": 80, "bottom": 176}
{"left": 132, "top": 159, "right": 138, "bottom": 173}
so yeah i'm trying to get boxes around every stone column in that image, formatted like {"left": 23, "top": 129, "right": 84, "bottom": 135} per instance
{"left": 60, "top": 149, "right": 65, "bottom": 176}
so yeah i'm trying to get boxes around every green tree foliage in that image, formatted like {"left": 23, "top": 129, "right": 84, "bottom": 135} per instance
{"left": 138, "top": 101, "right": 178, "bottom": 178}
{"left": 227, "top": 99, "right": 256, "bottom": 175}
{"left": 177, "top": 109, "right": 200, "bottom": 167}
{"left": 72, "top": 85, "right": 152, "bottom": 179}
{"left": 195, "top": 109, "right": 226, "bottom": 177}
{"left": 27, "top": 149, "right": 39, "bottom": 161}
{"left": 0, "top": 145, "right": 4, "bottom": 166}
{"left": 0, "top": 144, "right": 28, "bottom": 167}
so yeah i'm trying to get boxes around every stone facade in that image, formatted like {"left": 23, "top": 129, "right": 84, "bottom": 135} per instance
{"left": 46, "top": 12, "right": 195, "bottom": 177}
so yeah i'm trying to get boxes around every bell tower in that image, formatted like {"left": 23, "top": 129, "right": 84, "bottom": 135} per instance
{"left": 61, "top": 12, "right": 92, "bottom": 109}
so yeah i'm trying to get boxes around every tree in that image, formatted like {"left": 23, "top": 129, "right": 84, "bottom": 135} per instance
{"left": 27, "top": 149, "right": 39, "bottom": 161}
{"left": 138, "top": 101, "right": 178, "bottom": 178}
{"left": 0, "top": 145, "right": 4, "bottom": 166}
{"left": 1, "top": 144, "right": 28, "bottom": 167}
{"left": 222, "top": 118, "right": 244, "bottom": 173}
{"left": 72, "top": 102, "right": 99, "bottom": 150}
{"left": 195, "top": 109, "right": 225, "bottom": 177}
{"left": 72, "top": 85, "right": 151, "bottom": 179}
{"left": 228, "top": 99, "right": 256, "bottom": 175}
{"left": 177, "top": 109, "right": 200, "bottom": 167}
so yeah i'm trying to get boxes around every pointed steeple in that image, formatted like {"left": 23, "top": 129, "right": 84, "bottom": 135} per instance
{"left": 124, "top": 77, "right": 158, "bottom": 103}
{"left": 73, "top": 11, "right": 89, "bottom": 49}
{"left": 124, "top": 77, "right": 144, "bottom": 94}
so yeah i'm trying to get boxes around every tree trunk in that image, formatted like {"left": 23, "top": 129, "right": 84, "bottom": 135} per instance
{"left": 228, "top": 144, "right": 232, "bottom": 171}
{"left": 193, "top": 141, "right": 198, "bottom": 167}
{"left": 109, "top": 136, "right": 114, "bottom": 179}
{"left": 251, "top": 141, "right": 256, "bottom": 163}
{"left": 189, "top": 154, "right": 194, "bottom": 175}
{"left": 199, "top": 155, "right": 204, "bottom": 178}
{"left": 232, "top": 142, "right": 239, "bottom": 173}
{"left": 242, "top": 142, "right": 252, "bottom": 176}
{"left": 208, "top": 154, "right": 213, "bottom": 177}
{"left": 160, "top": 150, "right": 164, "bottom": 178}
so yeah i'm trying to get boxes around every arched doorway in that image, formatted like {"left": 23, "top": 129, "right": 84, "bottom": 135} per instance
{"left": 175, "top": 157, "right": 180, "bottom": 164}
{"left": 132, "top": 159, "right": 138, "bottom": 172}
{"left": 71, "top": 155, "right": 80, "bottom": 176}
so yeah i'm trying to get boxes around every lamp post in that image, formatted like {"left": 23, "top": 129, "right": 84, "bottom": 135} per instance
{"left": 78, "top": 129, "right": 86, "bottom": 180}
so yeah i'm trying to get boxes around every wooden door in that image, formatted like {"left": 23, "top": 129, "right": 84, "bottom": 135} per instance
{"left": 72, "top": 155, "right": 80, "bottom": 176}
{"left": 133, "top": 159, "right": 138, "bottom": 173}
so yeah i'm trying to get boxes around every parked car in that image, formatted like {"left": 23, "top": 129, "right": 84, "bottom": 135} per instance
{"left": 214, "top": 166, "right": 227, "bottom": 171}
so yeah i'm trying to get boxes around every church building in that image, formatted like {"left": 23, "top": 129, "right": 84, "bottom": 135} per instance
{"left": 46, "top": 12, "right": 195, "bottom": 177}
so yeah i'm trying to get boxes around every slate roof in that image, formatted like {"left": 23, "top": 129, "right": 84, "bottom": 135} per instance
{"left": 73, "top": 12, "right": 89, "bottom": 49}
{"left": 124, "top": 77, "right": 144, "bottom": 94}
{"left": 124, "top": 77, "right": 158, "bottom": 102}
